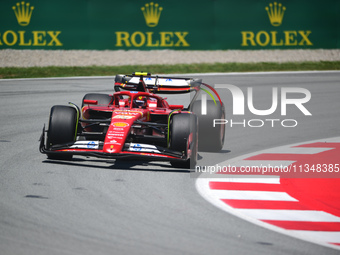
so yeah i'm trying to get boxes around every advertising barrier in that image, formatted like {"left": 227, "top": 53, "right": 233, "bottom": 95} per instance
{"left": 0, "top": 0, "right": 339, "bottom": 50}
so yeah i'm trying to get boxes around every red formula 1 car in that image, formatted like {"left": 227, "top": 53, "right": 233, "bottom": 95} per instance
{"left": 39, "top": 72, "right": 225, "bottom": 168}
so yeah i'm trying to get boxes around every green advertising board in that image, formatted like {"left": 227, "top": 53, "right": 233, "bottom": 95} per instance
{"left": 0, "top": 0, "right": 339, "bottom": 50}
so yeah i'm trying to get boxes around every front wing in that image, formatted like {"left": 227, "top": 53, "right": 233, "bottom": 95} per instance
{"left": 39, "top": 126, "right": 189, "bottom": 162}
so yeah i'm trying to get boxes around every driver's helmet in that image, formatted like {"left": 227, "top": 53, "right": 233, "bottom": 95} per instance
{"left": 134, "top": 96, "right": 147, "bottom": 108}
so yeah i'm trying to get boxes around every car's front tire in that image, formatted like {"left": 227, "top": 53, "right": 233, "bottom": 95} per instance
{"left": 169, "top": 113, "right": 198, "bottom": 169}
{"left": 47, "top": 105, "right": 78, "bottom": 160}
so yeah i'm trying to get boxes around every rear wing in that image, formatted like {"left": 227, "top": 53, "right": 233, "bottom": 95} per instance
{"left": 114, "top": 72, "right": 202, "bottom": 94}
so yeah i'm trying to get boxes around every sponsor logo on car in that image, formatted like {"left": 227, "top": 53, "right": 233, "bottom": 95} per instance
{"left": 69, "top": 141, "right": 99, "bottom": 149}
{"left": 108, "top": 139, "right": 120, "bottom": 144}
{"left": 112, "top": 122, "right": 129, "bottom": 127}
{"left": 110, "top": 133, "right": 125, "bottom": 137}
{"left": 114, "top": 110, "right": 141, "bottom": 116}
{"left": 87, "top": 141, "right": 96, "bottom": 148}
{"left": 113, "top": 115, "right": 135, "bottom": 119}
{"left": 128, "top": 143, "right": 161, "bottom": 153}
{"left": 132, "top": 144, "right": 142, "bottom": 151}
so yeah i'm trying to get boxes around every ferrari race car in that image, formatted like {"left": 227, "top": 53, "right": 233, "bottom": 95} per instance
{"left": 39, "top": 72, "right": 225, "bottom": 168}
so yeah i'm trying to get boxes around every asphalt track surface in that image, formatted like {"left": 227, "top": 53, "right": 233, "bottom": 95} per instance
{"left": 0, "top": 71, "right": 339, "bottom": 255}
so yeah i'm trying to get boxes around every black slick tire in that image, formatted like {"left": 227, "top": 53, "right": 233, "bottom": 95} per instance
{"left": 191, "top": 100, "right": 225, "bottom": 152}
{"left": 47, "top": 105, "right": 78, "bottom": 160}
{"left": 169, "top": 113, "right": 198, "bottom": 169}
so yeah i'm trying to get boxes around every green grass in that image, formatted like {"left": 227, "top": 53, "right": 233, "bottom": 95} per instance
{"left": 1, "top": 61, "right": 339, "bottom": 79}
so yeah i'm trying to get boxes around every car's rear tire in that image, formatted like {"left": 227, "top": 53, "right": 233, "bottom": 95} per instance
{"left": 47, "top": 105, "right": 78, "bottom": 160}
{"left": 169, "top": 113, "right": 198, "bottom": 169}
{"left": 191, "top": 100, "right": 225, "bottom": 152}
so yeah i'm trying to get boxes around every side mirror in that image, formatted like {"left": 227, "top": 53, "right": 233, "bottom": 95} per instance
{"left": 169, "top": 105, "right": 184, "bottom": 110}
{"left": 83, "top": 99, "right": 98, "bottom": 105}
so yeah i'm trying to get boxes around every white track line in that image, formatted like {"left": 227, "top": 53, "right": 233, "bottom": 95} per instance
{"left": 235, "top": 209, "right": 340, "bottom": 222}
{"left": 196, "top": 136, "right": 340, "bottom": 250}
{"left": 210, "top": 190, "right": 297, "bottom": 201}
